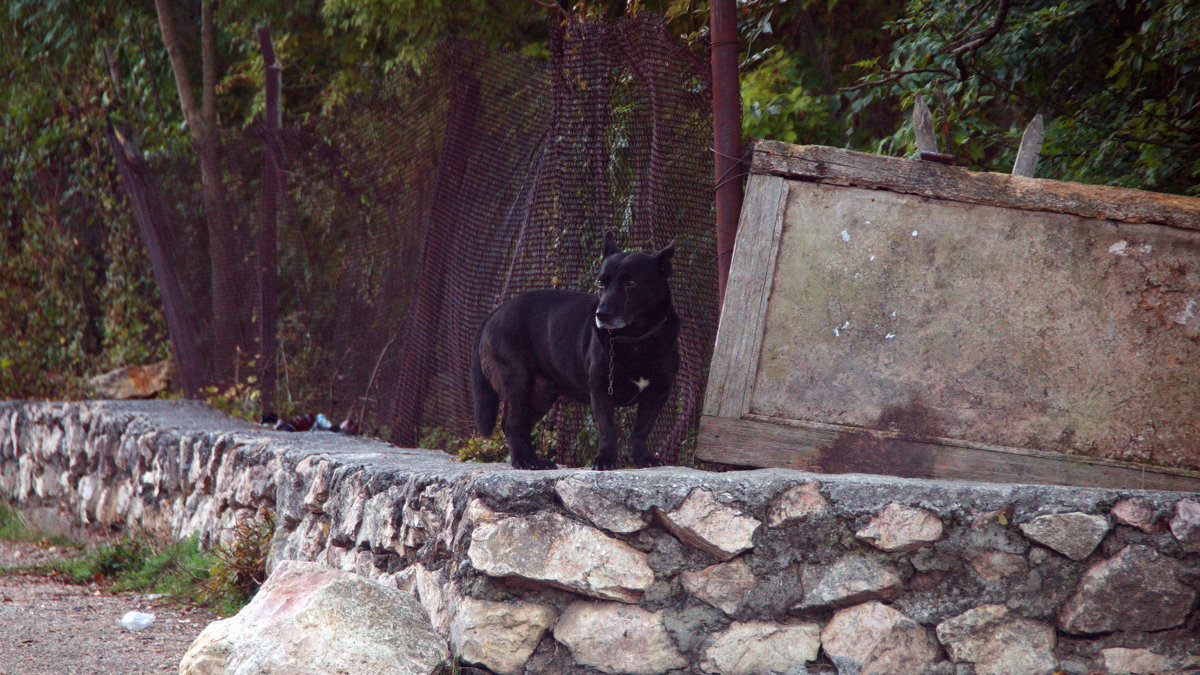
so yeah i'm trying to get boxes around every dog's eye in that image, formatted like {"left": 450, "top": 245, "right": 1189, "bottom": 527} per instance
{"left": 596, "top": 279, "right": 607, "bottom": 288}
{"left": 624, "top": 280, "right": 637, "bottom": 288}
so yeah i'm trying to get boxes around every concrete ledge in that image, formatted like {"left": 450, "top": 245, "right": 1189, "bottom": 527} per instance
{"left": 2, "top": 400, "right": 1198, "bottom": 674}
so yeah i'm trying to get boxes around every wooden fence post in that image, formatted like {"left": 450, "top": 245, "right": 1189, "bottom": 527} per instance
{"left": 913, "top": 97, "right": 954, "bottom": 164}
{"left": 1012, "top": 114, "right": 1044, "bottom": 177}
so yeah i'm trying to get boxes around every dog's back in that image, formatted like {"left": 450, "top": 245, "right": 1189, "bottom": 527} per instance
{"left": 472, "top": 290, "right": 596, "bottom": 435}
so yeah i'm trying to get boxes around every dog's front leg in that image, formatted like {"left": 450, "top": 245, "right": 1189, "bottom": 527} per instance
{"left": 589, "top": 393, "right": 622, "bottom": 470}
{"left": 628, "top": 387, "right": 668, "bottom": 468}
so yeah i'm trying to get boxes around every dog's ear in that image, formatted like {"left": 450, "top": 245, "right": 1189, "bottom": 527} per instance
{"left": 603, "top": 231, "right": 621, "bottom": 258}
{"left": 654, "top": 242, "right": 675, "bottom": 277}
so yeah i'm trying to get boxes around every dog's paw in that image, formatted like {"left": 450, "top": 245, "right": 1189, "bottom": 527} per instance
{"left": 589, "top": 455, "right": 624, "bottom": 471}
{"left": 511, "top": 457, "right": 559, "bottom": 470}
{"left": 630, "top": 453, "right": 664, "bottom": 468}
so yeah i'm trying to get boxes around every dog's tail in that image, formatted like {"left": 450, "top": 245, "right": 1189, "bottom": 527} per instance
{"left": 471, "top": 338, "right": 500, "bottom": 436}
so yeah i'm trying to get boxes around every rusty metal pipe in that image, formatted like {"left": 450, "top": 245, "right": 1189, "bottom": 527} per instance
{"left": 710, "top": 0, "right": 744, "bottom": 304}
{"left": 257, "top": 25, "right": 280, "bottom": 408}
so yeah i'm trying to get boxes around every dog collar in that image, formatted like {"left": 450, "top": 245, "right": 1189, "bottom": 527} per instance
{"left": 606, "top": 316, "right": 670, "bottom": 343}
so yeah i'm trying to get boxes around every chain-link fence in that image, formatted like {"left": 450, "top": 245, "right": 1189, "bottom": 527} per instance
{"left": 113, "top": 14, "right": 718, "bottom": 466}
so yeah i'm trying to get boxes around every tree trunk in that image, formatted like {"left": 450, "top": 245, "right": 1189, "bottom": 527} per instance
{"left": 154, "top": 0, "right": 241, "bottom": 385}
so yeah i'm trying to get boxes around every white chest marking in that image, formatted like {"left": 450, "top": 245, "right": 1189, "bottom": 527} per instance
{"left": 632, "top": 377, "right": 651, "bottom": 392}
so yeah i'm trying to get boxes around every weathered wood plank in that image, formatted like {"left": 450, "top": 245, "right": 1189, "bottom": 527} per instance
{"left": 703, "top": 174, "right": 788, "bottom": 418}
{"left": 696, "top": 415, "right": 1200, "bottom": 493}
{"left": 1012, "top": 114, "right": 1044, "bottom": 177}
{"left": 912, "top": 97, "right": 938, "bottom": 155}
{"left": 750, "top": 140, "right": 1200, "bottom": 231}
{"left": 912, "top": 97, "right": 954, "bottom": 164}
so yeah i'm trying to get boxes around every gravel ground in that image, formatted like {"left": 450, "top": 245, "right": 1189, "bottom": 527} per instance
{"left": 0, "top": 540, "right": 219, "bottom": 675}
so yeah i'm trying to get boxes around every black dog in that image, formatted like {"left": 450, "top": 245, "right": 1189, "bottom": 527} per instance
{"left": 471, "top": 233, "right": 680, "bottom": 470}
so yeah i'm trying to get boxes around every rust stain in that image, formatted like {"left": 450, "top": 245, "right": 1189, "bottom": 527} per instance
{"left": 817, "top": 399, "right": 941, "bottom": 478}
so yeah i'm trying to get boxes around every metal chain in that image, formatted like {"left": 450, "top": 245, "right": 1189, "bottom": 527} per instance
{"left": 606, "top": 330, "right": 615, "bottom": 396}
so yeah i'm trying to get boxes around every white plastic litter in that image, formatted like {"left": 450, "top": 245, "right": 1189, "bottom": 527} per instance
{"left": 121, "top": 611, "right": 156, "bottom": 631}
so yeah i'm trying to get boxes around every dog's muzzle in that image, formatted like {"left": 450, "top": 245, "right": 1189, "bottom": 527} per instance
{"left": 594, "top": 311, "right": 627, "bottom": 330}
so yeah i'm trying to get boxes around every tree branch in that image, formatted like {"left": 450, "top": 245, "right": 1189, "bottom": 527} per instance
{"left": 838, "top": 68, "right": 956, "bottom": 93}
{"left": 944, "top": 0, "right": 1011, "bottom": 56}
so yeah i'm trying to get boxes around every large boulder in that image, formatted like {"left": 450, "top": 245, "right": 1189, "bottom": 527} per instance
{"left": 90, "top": 360, "right": 177, "bottom": 399}
{"left": 178, "top": 561, "right": 448, "bottom": 675}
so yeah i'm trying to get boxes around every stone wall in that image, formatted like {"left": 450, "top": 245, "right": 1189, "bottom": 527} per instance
{"left": 2, "top": 400, "right": 1198, "bottom": 674}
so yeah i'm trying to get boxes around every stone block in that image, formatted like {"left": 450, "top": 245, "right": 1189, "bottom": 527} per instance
{"left": 796, "top": 554, "right": 901, "bottom": 610}
{"left": 680, "top": 557, "right": 756, "bottom": 615}
{"left": 658, "top": 488, "right": 760, "bottom": 561}
{"left": 1169, "top": 498, "right": 1200, "bottom": 552}
{"left": 553, "top": 600, "right": 687, "bottom": 675}
{"left": 1058, "top": 544, "right": 1195, "bottom": 634}
{"left": 1018, "top": 512, "right": 1110, "bottom": 561}
{"left": 556, "top": 477, "right": 646, "bottom": 534}
{"left": 822, "top": 601, "right": 939, "bottom": 675}
{"left": 449, "top": 597, "right": 558, "bottom": 675}
{"left": 765, "top": 481, "right": 830, "bottom": 526}
{"left": 855, "top": 503, "right": 943, "bottom": 552}
{"left": 468, "top": 511, "right": 654, "bottom": 602}
{"left": 936, "top": 604, "right": 1056, "bottom": 675}
{"left": 1101, "top": 647, "right": 1168, "bottom": 674}
{"left": 1111, "top": 497, "right": 1158, "bottom": 533}
{"left": 699, "top": 620, "right": 820, "bottom": 675}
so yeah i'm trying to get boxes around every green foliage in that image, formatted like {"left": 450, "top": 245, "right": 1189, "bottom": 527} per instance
{"left": 203, "top": 353, "right": 263, "bottom": 421}
{"left": 0, "top": 0, "right": 173, "bottom": 399}
{"left": 735, "top": 0, "right": 905, "bottom": 145}
{"left": 420, "top": 421, "right": 570, "bottom": 465}
{"left": 741, "top": 49, "right": 841, "bottom": 146}
{"left": 421, "top": 426, "right": 511, "bottom": 464}
{"left": 838, "top": 0, "right": 1200, "bottom": 194}
{"left": 40, "top": 535, "right": 254, "bottom": 615}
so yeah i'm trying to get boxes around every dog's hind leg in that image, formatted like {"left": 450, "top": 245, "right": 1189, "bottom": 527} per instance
{"left": 471, "top": 342, "right": 500, "bottom": 436}
{"left": 503, "top": 376, "right": 559, "bottom": 471}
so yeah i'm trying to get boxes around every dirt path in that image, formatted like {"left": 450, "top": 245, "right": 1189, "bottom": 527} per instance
{"left": 0, "top": 540, "right": 218, "bottom": 675}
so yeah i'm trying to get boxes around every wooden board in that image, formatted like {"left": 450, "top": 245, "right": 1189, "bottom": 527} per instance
{"left": 704, "top": 173, "right": 787, "bottom": 418}
{"left": 698, "top": 141, "right": 1200, "bottom": 491}
{"left": 697, "top": 414, "right": 1200, "bottom": 492}
{"left": 752, "top": 140, "right": 1200, "bottom": 231}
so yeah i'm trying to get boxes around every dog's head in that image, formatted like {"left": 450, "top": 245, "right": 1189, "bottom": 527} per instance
{"left": 594, "top": 232, "right": 674, "bottom": 330}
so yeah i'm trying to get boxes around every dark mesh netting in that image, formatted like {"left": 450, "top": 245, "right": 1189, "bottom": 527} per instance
{"left": 112, "top": 13, "right": 718, "bottom": 466}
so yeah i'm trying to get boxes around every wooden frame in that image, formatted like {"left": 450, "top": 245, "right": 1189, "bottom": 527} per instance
{"left": 698, "top": 141, "right": 1200, "bottom": 492}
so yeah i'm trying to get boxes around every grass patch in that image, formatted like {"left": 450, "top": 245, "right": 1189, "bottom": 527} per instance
{"left": 0, "top": 502, "right": 79, "bottom": 549}
{"left": 2, "top": 502, "right": 274, "bottom": 616}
